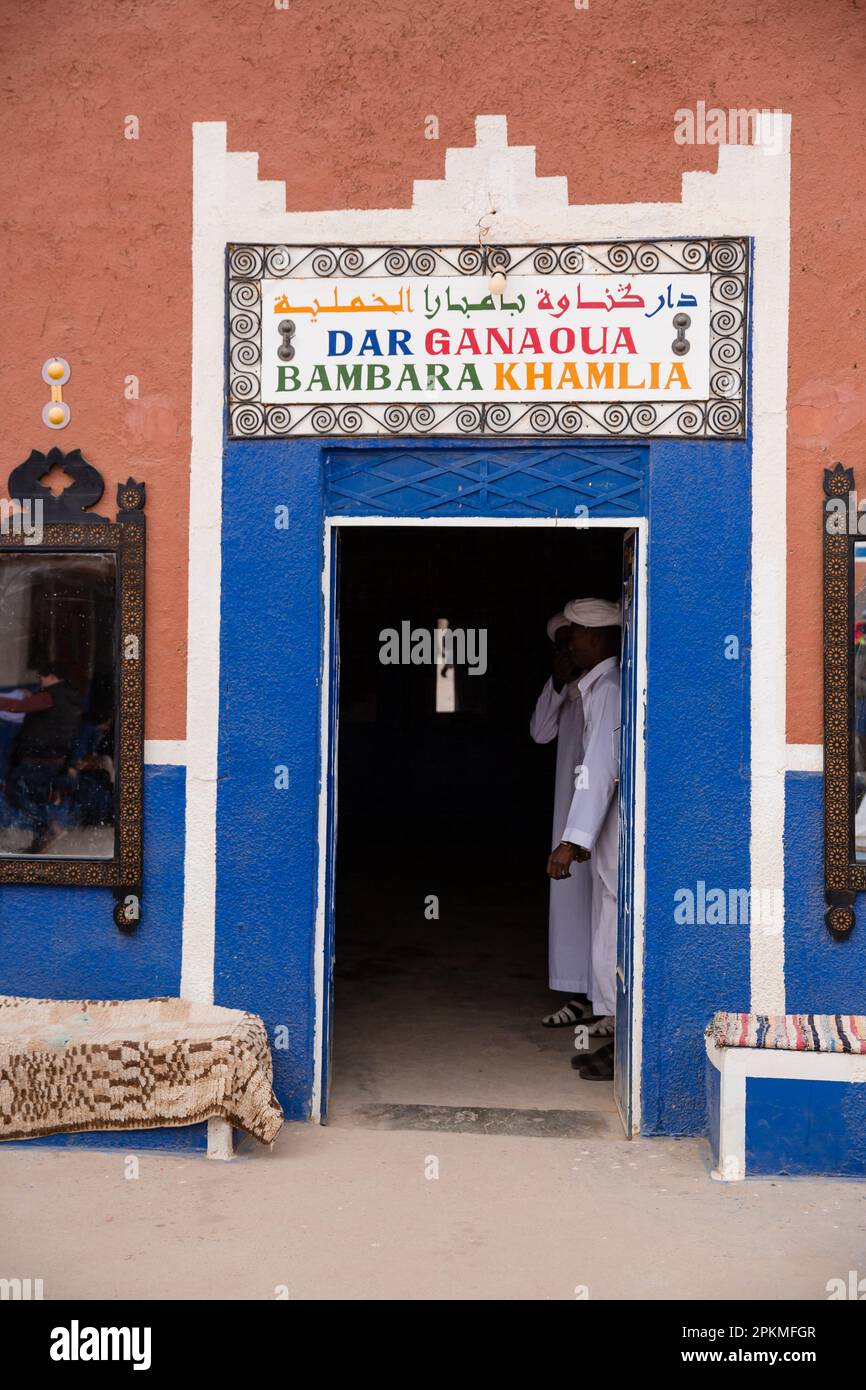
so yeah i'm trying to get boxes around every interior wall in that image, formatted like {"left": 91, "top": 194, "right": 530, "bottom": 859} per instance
{"left": 336, "top": 526, "right": 623, "bottom": 874}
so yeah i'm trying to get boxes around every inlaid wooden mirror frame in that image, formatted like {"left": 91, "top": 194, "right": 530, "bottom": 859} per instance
{"left": 823, "top": 461, "right": 863, "bottom": 937}
{"left": 0, "top": 448, "right": 145, "bottom": 929}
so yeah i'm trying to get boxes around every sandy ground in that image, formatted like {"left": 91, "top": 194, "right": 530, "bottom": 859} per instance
{"left": 3, "top": 873, "right": 864, "bottom": 1301}
{"left": 2, "top": 1122, "right": 865, "bottom": 1301}
{"left": 331, "top": 910, "right": 621, "bottom": 1117}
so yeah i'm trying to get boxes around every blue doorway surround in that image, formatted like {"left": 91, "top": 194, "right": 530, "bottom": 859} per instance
{"left": 215, "top": 432, "right": 751, "bottom": 1135}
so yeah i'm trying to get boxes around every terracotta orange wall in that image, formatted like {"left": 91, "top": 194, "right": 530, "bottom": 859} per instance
{"left": 1, "top": 0, "right": 863, "bottom": 741}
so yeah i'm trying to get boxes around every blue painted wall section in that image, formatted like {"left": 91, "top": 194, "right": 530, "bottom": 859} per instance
{"left": 0, "top": 764, "right": 201, "bottom": 1151}
{"left": 0, "top": 765, "right": 185, "bottom": 997}
{"left": 217, "top": 435, "right": 752, "bottom": 1137}
{"left": 214, "top": 439, "right": 324, "bottom": 1121}
{"left": 784, "top": 771, "right": 866, "bottom": 1014}
{"left": 746, "top": 1075, "right": 866, "bottom": 1177}
{"left": 640, "top": 438, "right": 752, "bottom": 1135}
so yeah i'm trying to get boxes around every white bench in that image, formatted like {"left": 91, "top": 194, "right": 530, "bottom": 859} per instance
{"left": 705, "top": 1013, "right": 866, "bottom": 1180}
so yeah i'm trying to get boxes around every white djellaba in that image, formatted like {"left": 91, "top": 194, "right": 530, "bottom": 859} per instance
{"left": 530, "top": 611, "right": 592, "bottom": 996}
{"left": 561, "top": 597, "right": 622, "bottom": 1018}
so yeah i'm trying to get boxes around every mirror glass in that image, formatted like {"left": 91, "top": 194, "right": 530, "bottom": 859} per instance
{"left": 0, "top": 552, "right": 117, "bottom": 859}
{"left": 854, "top": 541, "right": 866, "bottom": 860}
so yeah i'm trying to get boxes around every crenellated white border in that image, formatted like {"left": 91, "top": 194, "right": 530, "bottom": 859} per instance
{"left": 188, "top": 114, "right": 792, "bottom": 1142}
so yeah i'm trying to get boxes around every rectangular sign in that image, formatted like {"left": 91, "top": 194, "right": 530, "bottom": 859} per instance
{"left": 227, "top": 242, "right": 748, "bottom": 438}
{"left": 259, "top": 274, "right": 711, "bottom": 404}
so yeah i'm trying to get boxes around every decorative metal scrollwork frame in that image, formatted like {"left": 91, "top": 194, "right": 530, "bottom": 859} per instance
{"left": 0, "top": 448, "right": 145, "bottom": 930}
{"left": 227, "top": 239, "right": 749, "bottom": 440}
{"left": 823, "top": 462, "right": 861, "bottom": 936}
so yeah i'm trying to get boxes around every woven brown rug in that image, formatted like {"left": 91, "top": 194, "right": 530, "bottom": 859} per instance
{"left": 0, "top": 995, "right": 284, "bottom": 1144}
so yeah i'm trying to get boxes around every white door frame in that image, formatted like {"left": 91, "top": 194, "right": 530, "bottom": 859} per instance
{"left": 313, "top": 513, "right": 649, "bottom": 1131}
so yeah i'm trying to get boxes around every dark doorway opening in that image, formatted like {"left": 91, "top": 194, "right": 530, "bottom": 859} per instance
{"left": 330, "top": 524, "right": 627, "bottom": 1130}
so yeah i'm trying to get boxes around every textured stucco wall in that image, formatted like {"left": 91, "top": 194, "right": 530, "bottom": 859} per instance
{"left": 0, "top": 0, "right": 862, "bottom": 741}
{"left": 783, "top": 772, "right": 866, "bottom": 1014}
{"left": 214, "top": 440, "right": 325, "bottom": 1120}
{"left": 640, "top": 436, "right": 752, "bottom": 1133}
{"left": 0, "top": 767, "right": 185, "bottom": 999}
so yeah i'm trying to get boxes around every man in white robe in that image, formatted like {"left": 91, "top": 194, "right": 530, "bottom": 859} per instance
{"left": 530, "top": 612, "right": 592, "bottom": 1025}
{"left": 546, "top": 598, "right": 622, "bottom": 1081}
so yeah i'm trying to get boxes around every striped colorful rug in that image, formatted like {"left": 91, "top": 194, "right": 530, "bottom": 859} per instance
{"left": 707, "top": 1012, "right": 866, "bottom": 1054}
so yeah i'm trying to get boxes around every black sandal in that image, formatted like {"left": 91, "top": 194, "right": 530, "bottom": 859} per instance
{"left": 541, "top": 996, "right": 590, "bottom": 1028}
{"left": 576, "top": 1040, "right": 615, "bottom": 1080}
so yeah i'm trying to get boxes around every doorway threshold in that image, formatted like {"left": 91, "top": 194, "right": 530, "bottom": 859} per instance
{"left": 331, "top": 1102, "right": 624, "bottom": 1140}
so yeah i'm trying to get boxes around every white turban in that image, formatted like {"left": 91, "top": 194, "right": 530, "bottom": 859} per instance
{"left": 564, "top": 597, "right": 622, "bottom": 628}
{"left": 546, "top": 611, "right": 570, "bottom": 643}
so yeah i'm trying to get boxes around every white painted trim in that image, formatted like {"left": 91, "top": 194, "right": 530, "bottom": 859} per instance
{"left": 706, "top": 1039, "right": 747, "bottom": 1181}
{"left": 181, "top": 123, "right": 227, "bottom": 1008}
{"left": 311, "top": 522, "right": 333, "bottom": 1120}
{"left": 189, "top": 112, "right": 792, "bottom": 1123}
{"left": 331, "top": 516, "right": 632, "bottom": 528}
{"left": 747, "top": 113, "right": 791, "bottom": 1015}
{"left": 629, "top": 527, "right": 649, "bottom": 1136}
{"left": 314, "top": 514, "right": 648, "bottom": 1128}
{"left": 785, "top": 743, "right": 823, "bottom": 773}
{"left": 144, "top": 739, "right": 187, "bottom": 766}
{"left": 707, "top": 1035, "right": 866, "bottom": 1181}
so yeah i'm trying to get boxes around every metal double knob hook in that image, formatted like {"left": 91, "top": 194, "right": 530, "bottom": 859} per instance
{"left": 671, "top": 314, "right": 691, "bottom": 357}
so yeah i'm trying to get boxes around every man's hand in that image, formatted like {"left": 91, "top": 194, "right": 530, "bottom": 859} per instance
{"left": 552, "top": 647, "right": 577, "bottom": 692}
{"left": 547, "top": 841, "right": 589, "bottom": 879}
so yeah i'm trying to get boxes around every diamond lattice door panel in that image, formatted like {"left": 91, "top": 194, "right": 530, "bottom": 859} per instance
{"left": 324, "top": 444, "right": 647, "bottom": 519}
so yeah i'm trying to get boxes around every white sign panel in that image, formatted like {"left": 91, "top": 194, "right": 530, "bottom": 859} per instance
{"left": 259, "top": 274, "right": 710, "bottom": 404}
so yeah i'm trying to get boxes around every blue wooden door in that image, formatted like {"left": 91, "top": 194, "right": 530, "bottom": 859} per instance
{"left": 615, "top": 528, "right": 639, "bottom": 1135}
{"left": 320, "top": 528, "right": 342, "bottom": 1121}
